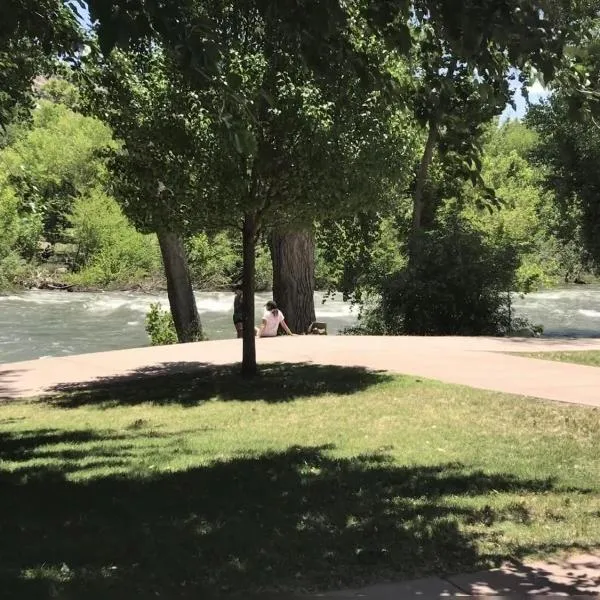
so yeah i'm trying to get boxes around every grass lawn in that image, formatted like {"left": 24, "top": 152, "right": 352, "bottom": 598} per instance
{"left": 1, "top": 363, "right": 600, "bottom": 599}
{"left": 519, "top": 350, "right": 600, "bottom": 367}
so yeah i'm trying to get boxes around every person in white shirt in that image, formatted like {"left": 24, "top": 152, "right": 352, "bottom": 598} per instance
{"left": 256, "top": 301, "right": 295, "bottom": 338}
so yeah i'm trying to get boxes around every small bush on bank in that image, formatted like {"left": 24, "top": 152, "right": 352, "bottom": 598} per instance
{"left": 145, "top": 303, "right": 178, "bottom": 346}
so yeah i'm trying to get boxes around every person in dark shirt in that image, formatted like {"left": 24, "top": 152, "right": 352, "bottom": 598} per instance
{"left": 233, "top": 287, "right": 244, "bottom": 338}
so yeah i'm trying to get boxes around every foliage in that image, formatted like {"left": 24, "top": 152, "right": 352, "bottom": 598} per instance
{"left": 144, "top": 302, "right": 178, "bottom": 346}
{"left": 528, "top": 96, "right": 600, "bottom": 271}
{"left": 80, "top": 16, "right": 417, "bottom": 232}
{"left": 355, "top": 213, "right": 522, "bottom": 336}
{"left": 463, "top": 121, "right": 563, "bottom": 289}
{"left": 35, "top": 76, "right": 82, "bottom": 110}
{"left": 317, "top": 213, "right": 408, "bottom": 303}
{"left": 86, "top": 0, "right": 589, "bottom": 101}
{"left": 255, "top": 242, "right": 273, "bottom": 292}
{"left": 79, "top": 47, "right": 231, "bottom": 236}
{"left": 0, "top": 0, "right": 81, "bottom": 126}
{"left": 68, "top": 189, "right": 161, "bottom": 287}
{"left": 0, "top": 174, "right": 28, "bottom": 287}
{"left": 186, "top": 232, "right": 272, "bottom": 291}
{"left": 0, "top": 252, "right": 27, "bottom": 289}
{"left": 336, "top": 117, "right": 592, "bottom": 336}
{"left": 0, "top": 174, "right": 24, "bottom": 258}
{"left": 186, "top": 233, "right": 238, "bottom": 290}
{"left": 0, "top": 98, "right": 116, "bottom": 244}
{"left": 0, "top": 93, "right": 168, "bottom": 291}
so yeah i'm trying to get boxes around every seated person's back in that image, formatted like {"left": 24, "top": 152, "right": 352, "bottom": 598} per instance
{"left": 257, "top": 301, "right": 294, "bottom": 337}
{"left": 262, "top": 307, "right": 284, "bottom": 337}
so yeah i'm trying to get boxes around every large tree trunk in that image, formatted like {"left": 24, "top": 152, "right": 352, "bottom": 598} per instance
{"left": 270, "top": 227, "right": 316, "bottom": 334}
{"left": 241, "top": 212, "right": 257, "bottom": 377}
{"left": 157, "top": 230, "right": 202, "bottom": 343}
{"left": 411, "top": 116, "right": 438, "bottom": 236}
{"left": 405, "top": 117, "right": 439, "bottom": 335}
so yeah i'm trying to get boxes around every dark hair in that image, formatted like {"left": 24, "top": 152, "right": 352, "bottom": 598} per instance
{"left": 266, "top": 300, "right": 278, "bottom": 311}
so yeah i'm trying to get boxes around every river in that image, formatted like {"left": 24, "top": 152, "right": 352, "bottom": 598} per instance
{"left": 1, "top": 287, "right": 599, "bottom": 364}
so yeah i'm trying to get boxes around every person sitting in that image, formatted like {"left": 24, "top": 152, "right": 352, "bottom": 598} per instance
{"left": 256, "top": 301, "right": 294, "bottom": 338}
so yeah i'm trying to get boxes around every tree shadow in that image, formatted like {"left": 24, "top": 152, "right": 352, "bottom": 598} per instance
{"left": 0, "top": 437, "right": 591, "bottom": 600}
{"left": 0, "top": 429, "right": 106, "bottom": 461}
{"left": 0, "top": 368, "right": 25, "bottom": 401}
{"left": 44, "top": 362, "right": 394, "bottom": 408}
{"left": 445, "top": 552, "right": 600, "bottom": 598}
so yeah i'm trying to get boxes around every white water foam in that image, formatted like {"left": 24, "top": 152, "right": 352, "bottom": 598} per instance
{"left": 87, "top": 297, "right": 159, "bottom": 314}
{"left": 578, "top": 309, "right": 600, "bottom": 319}
{"left": 0, "top": 292, "right": 78, "bottom": 305}
{"left": 196, "top": 296, "right": 233, "bottom": 313}
{"left": 0, "top": 290, "right": 357, "bottom": 317}
{"left": 315, "top": 307, "right": 355, "bottom": 318}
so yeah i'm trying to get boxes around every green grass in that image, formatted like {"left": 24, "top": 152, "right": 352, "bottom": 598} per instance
{"left": 519, "top": 350, "right": 600, "bottom": 367}
{"left": 1, "top": 363, "right": 600, "bottom": 599}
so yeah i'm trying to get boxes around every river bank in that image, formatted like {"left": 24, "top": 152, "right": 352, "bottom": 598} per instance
{"left": 8, "top": 272, "right": 271, "bottom": 295}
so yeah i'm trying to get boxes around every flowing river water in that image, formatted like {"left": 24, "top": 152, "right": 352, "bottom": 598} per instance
{"left": 1, "top": 287, "right": 600, "bottom": 364}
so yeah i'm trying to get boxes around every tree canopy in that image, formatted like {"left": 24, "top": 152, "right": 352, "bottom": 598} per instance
{"left": 0, "top": 0, "right": 82, "bottom": 125}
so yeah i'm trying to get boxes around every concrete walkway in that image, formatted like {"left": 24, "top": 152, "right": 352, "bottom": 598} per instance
{"left": 2, "top": 335, "right": 600, "bottom": 405}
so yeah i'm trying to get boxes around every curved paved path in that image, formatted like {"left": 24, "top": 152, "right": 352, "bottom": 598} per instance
{"left": 2, "top": 335, "right": 600, "bottom": 405}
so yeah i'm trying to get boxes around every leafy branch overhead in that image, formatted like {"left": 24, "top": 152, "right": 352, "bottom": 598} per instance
{"left": 0, "top": 0, "right": 82, "bottom": 125}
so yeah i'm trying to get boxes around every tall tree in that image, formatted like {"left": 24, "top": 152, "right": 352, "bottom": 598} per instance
{"left": 260, "top": 57, "right": 416, "bottom": 334}
{"left": 79, "top": 0, "right": 388, "bottom": 373}
{"left": 401, "top": 0, "right": 584, "bottom": 239}
{"left": 79, "top": 47, "right": 233, "bottom": 343}
{"left": 526, "top": 21, "right": 600, "bottom": 268}
{"left": 82, "top": 1, "right": 412, "bottom": 374}
{"left": 528, "top": 95, "right": 600, "bottom": 268}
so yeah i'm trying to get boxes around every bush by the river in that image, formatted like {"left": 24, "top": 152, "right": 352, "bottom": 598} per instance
{"left": 145, "top": 303, "right": 178, "bottom": 346}
{"left": 349, "top": 215, "right": 524, "bottom": 336}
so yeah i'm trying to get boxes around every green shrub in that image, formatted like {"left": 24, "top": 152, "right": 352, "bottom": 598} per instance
{"left": 68, "top": 189, "right": 162, "bottom": 287}
{"left": 0, "top": 100, "right": 117, "bottom": 245}
{"left": 0, "top": 252, "right": 27, "bottom": 289}
{"left": 0, "top": 176, "right": 32, "bottom": 288}
{"left": 255, "top": 243, "right": 273, "bottom": 292}
{"left": 315, "top": 214, "right": 407, "bottom": 300}
{"left": 15, "top": 213, "right": 44, "bottom": 261}
{"left": 0, "top": 177, "right": 21, "bottom": 257}
{"left": 187, "top": 232, "right": 239, "bottom": 289}
{"left": 187, "top": 232, "right": 272, "bottom": 291}
{"left": 145, "top": 303, "right": 178, "bottom": 346}
{"left": 364, "top": 215, "right": 522, "bottom": 336}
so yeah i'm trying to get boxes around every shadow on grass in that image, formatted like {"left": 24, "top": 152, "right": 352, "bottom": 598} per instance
{"left": 45, "top": 362, "right": 393, "bottom": 408}
{"left": 0, "top": 368, "right": 25, "bottom": 401}
{"left": 0, "top": 435, "right": 592, "bottom": 599}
